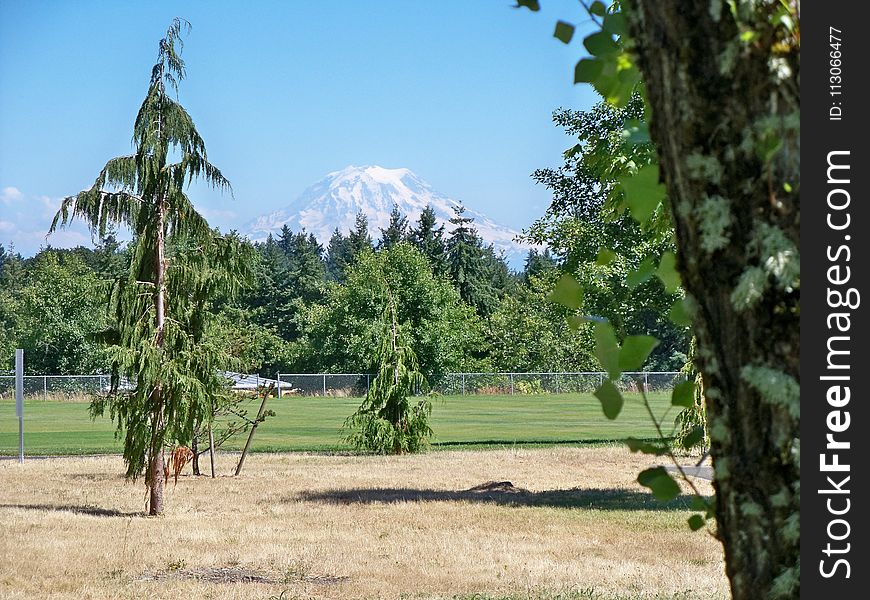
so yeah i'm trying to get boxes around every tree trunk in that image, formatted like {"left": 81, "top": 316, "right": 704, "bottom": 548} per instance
{"left": 625, "top": 2, "right": 800, "bottom": 598}
{"left": 192, "top": 434, "right": 200, "bottom": 476}
{"left": 149, "top": 196, "right": 168, "bottom": 516}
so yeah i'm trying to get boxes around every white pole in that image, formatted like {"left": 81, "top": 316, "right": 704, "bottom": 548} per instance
{"left": 277, "top": 373, "right": 282, "bottom": 398}
{"left": 15, "top": 349, "right": 24, "bottom": 463}
{"left": 323, "top": 374, "right": 327, "bottom": 396}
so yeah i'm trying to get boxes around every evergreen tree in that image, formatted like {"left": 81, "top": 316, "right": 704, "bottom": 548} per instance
{"left": 276, "top": 224, "right": 294, "bottom": 256}
{"left": 285, "top": 230, "right": 325, "bottom": 303}
{"left": 49, "top": 19, "right": 251, "bottom": 515}
{"left": 445, "top": 205, "right": 497, "bottom": 316}
{"left": 409, "top": 205, "right": 447, "bottom": 275}
{"left": 523, "top": 248, "right": 557, "bottom": 283}
{"left": 246, "top": 235, "right": 294, "bottom": 338}
{"left": 346, "top": 211, "right": 373, "bottom": 261}
{"left": 377, "top": 203, "right": 409, "bottom": 250}
{"left": 325, "top": 228, "right": 351, "bottom": 281}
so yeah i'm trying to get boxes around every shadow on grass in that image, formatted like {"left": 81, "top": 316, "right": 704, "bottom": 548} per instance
{"left": 295, "top": 484, "right": 702, "bottom": 511}
{"left": 0, "top": 503, "right": 141, "bottom": 517}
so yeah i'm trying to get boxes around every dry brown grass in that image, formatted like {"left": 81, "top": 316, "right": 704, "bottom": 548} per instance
{"left": 0, "top": 447, "right": 728, "bottom": 600}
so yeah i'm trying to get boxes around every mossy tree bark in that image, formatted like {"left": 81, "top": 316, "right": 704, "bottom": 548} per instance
{"left": 624, "top": 2, "right": 800, "bottom": 598}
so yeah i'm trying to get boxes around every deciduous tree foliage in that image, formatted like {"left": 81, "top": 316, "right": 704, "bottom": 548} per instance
{"left": 487, "top": 272, "right": 596, "bottom": 373}
{"left": 300, "top": 243, "right": 483, "bottom": 377}
{"left": 9, "top": 252, "right": 109, "bottom": 375}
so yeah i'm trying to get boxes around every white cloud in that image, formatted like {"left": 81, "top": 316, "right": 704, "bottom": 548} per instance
{"left": 1, "top": 186, "right": 23, "bottom": 203}
{"left": 0, "top": 188, "right": 96, "bottom": 254}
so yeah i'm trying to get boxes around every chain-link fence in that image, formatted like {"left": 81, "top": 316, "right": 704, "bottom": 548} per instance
{"left": 276, "top": 372, "right": 685, "bottom": 398}
{"left": 0, "top": 375, "right": 111, "bottom": 401}
{"left": 277, "top": 374, "right": 371, "bottom": 397}
{"left": 0, "top": 372, "right": 280, "bottom": 401}
{"left": 0, "top": 372, "right": 685, "bottom": 401}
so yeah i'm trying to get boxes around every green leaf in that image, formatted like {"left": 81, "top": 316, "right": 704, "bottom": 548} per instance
{"left": 688, "top": 514, "right": 706, "bottom": 531}
{"left": 514, "top": 0, "right": 540, "bottom": 11}
{"left": 548, "top": 273, "right": 583, "bottom": 309}
{"left": 574, "top": 58, "right": 603, "bottom": 84}
{"left": 583, "top": 31, "right": 619, "bottom": 56}
{"left": 756, "top": 133, "right": 782, "bottom": 163}
{"left": 656, "top": 251, "right": 681, "bottom": 293}
{"left": 626, "top": 437, "right": 668, "bottom": 456}
{"left": 622, "top": 119, "right": 650, "bottom": 144}
{"left": 668, "top": 297, "right": 692, "bottom": 327}
{"left": 681, "top": 426, "right": 705, "bottom": 450}
{"left": 603, "top": 12, "right": 627, "bottom": 36}
{"left": 626, "top": 256, "right": 656, "bottom": 289}
{"left": 618, "top": 335, "right": 659, "bottom": 371}
{"left": 619, "top": 164, "right": 666, "bottom": 224}
{"left": 566, "top": 315, "right": 584, "bottom": 331}
{"left": 554, "top": 21, "right": 575, "bottom": 44}
{"left": 595, "top": 248, "right": 616, "bottom": 265}
{"left": 593, "top": 322, "right": 620, "bottom": 379}
{"left": 594, "top": 379, "right": 624, "bottom": 420}
{"left": 671, "top": 380, "right": 695, "bottom": 408}
{"left": 689, "top": 496, "right": 709, "bottom": 511}
{"left": 588, "top": 1, "right": 606, "bottom": 17}
{"left": 637, "top": 467, "right": 682, "bottom": 502}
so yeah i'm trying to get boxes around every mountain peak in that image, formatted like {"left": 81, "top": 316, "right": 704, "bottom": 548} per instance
{"left": 244, "top": 166, "right": 536, "bottom": 267}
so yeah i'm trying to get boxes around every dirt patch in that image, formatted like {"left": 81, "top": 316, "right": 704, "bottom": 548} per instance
{"left": 138, "top": 565, "right": 348, "bottom": 585}
{"left": 466, "top": 480, "right": 522, "bottom": 493}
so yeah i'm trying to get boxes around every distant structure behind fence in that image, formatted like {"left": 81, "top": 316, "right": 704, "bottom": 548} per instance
{"left": 1, "top": 371, "right": 684, "bottom": 401}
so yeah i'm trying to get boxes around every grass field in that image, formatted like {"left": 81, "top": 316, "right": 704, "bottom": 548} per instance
{"left": 0, "top": 446, "right": 727, "bottom": 599}
{"left": 0, "top": 392, "right": 677, "bottom": 455}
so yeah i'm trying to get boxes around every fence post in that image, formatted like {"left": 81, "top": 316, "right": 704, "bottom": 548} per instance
{"left": 323, "top": 374, "right": 327, "bottom": 396}
{"left": 43, "top": 375, "right": 47, "bottom": 401}
{"left": 277, "top": 373, "right": 282, "bottom": 398}
{"left": 510, "top": 373, "right": 514, "bottom": 395}
{"left": 644, "top": 372, "right": 649, "bottom": 393}
{"left": 15, "top": 349, "right": 24, "bottom": 463}
{"left": 461, "top": 373, "right": 466, "bottom": 396}
{"left": 555, "top": 373, "right": 560, "bottom": 395}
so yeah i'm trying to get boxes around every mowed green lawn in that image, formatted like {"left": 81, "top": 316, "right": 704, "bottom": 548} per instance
{"left": 0, "top": 392, "right": 675, "bottom": 455}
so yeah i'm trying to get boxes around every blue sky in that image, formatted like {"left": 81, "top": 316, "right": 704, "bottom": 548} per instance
{"left": 0, "top": 0, "right": 599, "bottom": 256}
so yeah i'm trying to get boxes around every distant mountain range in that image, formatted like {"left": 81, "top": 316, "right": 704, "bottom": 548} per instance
{"left": 244, "top": 165, "right": 537, "bottom": 267}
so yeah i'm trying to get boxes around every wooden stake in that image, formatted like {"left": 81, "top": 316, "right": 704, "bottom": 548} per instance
{"left": 234, "top": 383, "right": 274, "bottom": 476}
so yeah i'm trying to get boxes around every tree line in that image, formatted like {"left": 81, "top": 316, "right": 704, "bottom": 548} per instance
{"left": 0, "top": 195, "right": 688, "bottom": 380}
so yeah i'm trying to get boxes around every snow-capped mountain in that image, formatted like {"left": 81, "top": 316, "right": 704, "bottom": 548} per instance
{"left": 244, "top": 165, "right": 536, "bottom": 267}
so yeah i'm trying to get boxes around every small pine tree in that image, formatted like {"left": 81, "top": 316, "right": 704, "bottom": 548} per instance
{"left": 343, "top": 289, "right": 432, "bottom": 454}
